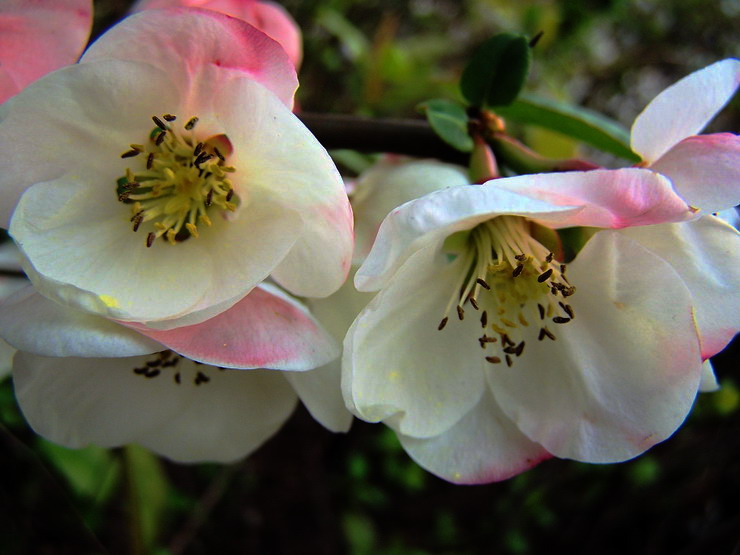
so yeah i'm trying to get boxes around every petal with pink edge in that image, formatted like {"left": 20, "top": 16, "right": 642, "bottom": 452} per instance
{"left": 0, "top": 0, "right": 92, "bottom": 103}
{"left": 82, "top": 7, "right": 297, "bottom": 108}
{"left": 631, "top": 58, "right": 740, "bottom": 163}
{"left": 618, "top": 216, "right": 740, "bottom": 359}
{"left": 489, "top": 231, "right": 703, "bottom": 463}
{"left": 125, "top": 284, "right": 339, "bottom": 370}
{"left": 649, "top": 133, "right": 740, "bottom": 212}
{"left": 131, "top": 0, "right": 302, "bottom": 68}
{"left": 0, "top": 286, "right": 162, "bottom": 358}
{"left": 13, "top": 351, "right": 297, "bottom": 463}
{"left": 395, "top": 391, "right": 551, "bottom": 484}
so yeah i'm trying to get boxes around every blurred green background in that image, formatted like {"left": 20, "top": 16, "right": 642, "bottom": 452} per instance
{"left": 1, "top": 0, "right": 738, "bottom": 553}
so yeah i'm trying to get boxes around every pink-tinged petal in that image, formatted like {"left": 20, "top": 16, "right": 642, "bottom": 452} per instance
{"left": 0, "top": 286, "right": 161, "bottom": 358}
{"left": 0, "top": 59, "right": 178, "bottom": 227}
{"left": 344, "top": 243, "right": 485, "bottom": 438}
{"left": 351, "top": 158, "right": 469, "bottom": 264}
{"left": 619, "top": 216, "right": 740, "bottom": 359}
{"left": 125, "top": 284, "right": 339, "bottom": 370}
{"left": 490, "top": 168, "right": 692, "bottom": 229}
{"left": 284, "top": 362, "right": 353, "bottom": 432}
{"left": 649, "top": 133, "right": 740, "bottom": 212}
{"left": 395, "top": 392, "right": 551, "bottom": 484}
{"left": 356, "top": 169, "right": 690, "bottom": 292}
{"left": 82, "top": 7, "right": 297, "bottom": 108}
{"left": 631, "top": 58, "right": 740, "bottom": 163}
{"left": 132, "top": 0, "right": 302, "bottom": 68}
{"left": 699, "top": 359, "right": 719, "bottom": 393}
{"left": 13, "top": 352, "right": 297, "bottom": 462}
{"left": 0, "top": 0, "right": 92, "bottom": 103}
{"left": 489, "top": 231, "right": 703, "bottom": 463}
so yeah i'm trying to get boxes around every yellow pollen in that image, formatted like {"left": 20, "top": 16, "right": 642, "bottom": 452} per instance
{"left": 437, "top": 215, "right": 576, "bottom": 367}
{"left": 116, "top": 113, "right": 242, "bottom": 247}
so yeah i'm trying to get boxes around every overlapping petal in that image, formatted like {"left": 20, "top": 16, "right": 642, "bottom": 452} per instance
{"left": 631, "top": 58, "right": 740, "bottom": 163}
{"left": 488, "top": 231, "right": 702, "bottom": 462}
{"left": 0, "top": 0, "right": 92, "bottom": 103}
{"left": 13, "top": 351, "right": 298, "bottom": 463}
{"left": 619, "top": 216, "right": 740, "bottom": 359}
{"left": 131, "top": 0, "right": 302, "bottom": 68}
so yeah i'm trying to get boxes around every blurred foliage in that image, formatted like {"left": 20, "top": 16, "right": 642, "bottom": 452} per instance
{"left": 1, "top": 0, "right": 738, "bottom": 553}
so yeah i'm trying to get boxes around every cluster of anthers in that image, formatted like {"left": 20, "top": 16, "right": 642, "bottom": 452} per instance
{"left": 132, "top": 350, "right": 221, "bottom": 386}
{"left": 438, "top": 216, "right": 576, "bottom": 367}
{"left": 116, "top": 114, "right": 239, "bottom": 247}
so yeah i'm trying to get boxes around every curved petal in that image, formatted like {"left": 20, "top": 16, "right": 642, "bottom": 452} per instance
{"left": 489, "top": 231, "right": 703, "bottom": 463}
{"left": 699, "top": 359, "right": 719, "bottom": 393}
{"left": 649, "top": 133, "right": 740, "bottom": 212}
{"left": 351, "top": 158, "right": 469, "bottom": 264}
{"left": 618, "top": 216, "right": 740, "bottom": 359}
{"left": 631, "top": 58, "right": 740, "bottom": 163}
{"left": 131, "top": 0, "right": 302, "bottom": 68}
{"left": 395, "top": 391, "right": 551, "bottom": 484}
{"left": 357, "top": 169, "right": 689, "bottom": 292}
{"left": 284, "top": 362, "right": 353, "bottom": 432}
{"left": 82, "top": 7, "right": 297, "bottom": 108}
{"left": 13, "top": 351, "right": 298, "bottom": 463}
{"left": 11, "top": 175, "right": 302, "bottom": 322}
{"left": 0, "top": 286, "right": 161, "bottom": 358}
{"left": 344, "top": 243, "right": 485, "bottom": 438}
{"left": 125, "top": 283, "right": 339, "bottom": 370}
{"left": 0, "top": 59, "right": 179, "bottom": 227}
{"left": 0, "top": 0, "right": 92, "bottom": 102}
{"left": 215, "top": 80, "right": 352, "bottom": 298}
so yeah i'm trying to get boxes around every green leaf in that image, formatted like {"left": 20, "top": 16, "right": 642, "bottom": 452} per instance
{"left": 417, "top": 99, "right": 473, "bottom": 152}
{"left": 460, "top": 33, "right": 531, "bottom": 108}
{"left": 495, "top": 94, "right": 639, "bottom": 161}
{"left": 125, "top": 445, "right": 169, "bottom": 552}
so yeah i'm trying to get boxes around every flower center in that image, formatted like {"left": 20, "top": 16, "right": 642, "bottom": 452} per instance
{"left": 116, "top": 114, "right": 240, "bottom": 247}
{"left": 438, "top": 216, "right": 576, "bottom": 367}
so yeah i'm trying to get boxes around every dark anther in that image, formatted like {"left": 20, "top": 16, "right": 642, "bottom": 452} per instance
{"left": 559, "top": 302, "right": 575, "bottom": 319}
{"left": 133, "top": 367, "right": 148, "bottom": 375}
{"left": 553, "top": 316, "right": 571, "bottom": 324}
{"left": 155, "top": 131, "right": 167, "bottom": 145}
{"left": 194, "top": 152, "right": 213, "bottom": 167}
{"left": 560, "top": 264, "right": 567, "bottom": 274}
{"left": 545, "top": 252, "right": 554, "bottom": 263}
{"left": 486, "top": 356, "right": 501, "bottom": 364}
{"left": 476, "top": 278, "right": 491, "bottom": 290}
{"left": 163, "top": 114, "right": 177, "bottom": 122}
{"left": 205, "top": 189, "right": 213, "bottom": 207}
{"left": 174, "top": 372, "right": 181, "bottom": 384}
{"left": 124, "top": 181, "right": 140, "bottom": 190}
{"left": 515, "top": 254, "right": 527, "bottom": 261}
{"left": 214, "top": 146, "right": 225, "bottom": 161}
{"left": 145, "top": 369, "right": 161, "bottom": 378}
{"left": 146, "top": 153, "right": 154, "bottom": 169}
{"left": 185, "top": 116, "right": 199, "bottom": 130}
{"left": 543, "top": 327, "right": 556, "bottom": 340}
{"left": 512, "top": 264, "right": 524, "bottom": 277}
{"left": 118, "top": 191, "right": 131, "bottom": 202}
{"left": 537, "top": 303, "right": 545, "bottom": 320}
{"left": 502, "top": 334, "right": 515, "bottom": 346}
{"left": 538, "top": 328, "right": 546, "bottom": 341}
{"left": 438, "top": 317, "right": 448, "bottom": 331}
{"left": 194, "top": 371, "right": 210, "bottom": 385}
{"left": 505, "top": 355, "right": 513, "bottom": 367}
{"left": 226, "top": 188, "right": 235, "bottom": 202}
{"left": 456, "top": 305, "right": 465, "bottom": 320}
{"left": 538, "top": 268, "right": 553, "bottom": 282}
{"left": 194, "top": 142, "right": 204, "bottom": 157}
{"left": 480, "top": 311, "right": 488, "bottom": 328}
{"left": 468, "top": 296, "right": 479, "bottom": 310}
{"left": 503, "top": 345, "right": 518, "bottom": 354}
{"left": 121, "top": 149, "right": 140, "bottom": 159}
{"left": 152, "top": 116, "right": 167, "bottom": 130}
{"left": 146, "top": 232, "right": 156, "bottom": 248}
{"left": 514, "top": 341, "right": 525, "bottom": 357}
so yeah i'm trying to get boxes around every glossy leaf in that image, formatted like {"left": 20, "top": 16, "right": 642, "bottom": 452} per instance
{"left": 460, "top": 33, "right": 531, "bottom": 108}
{"left": 418, "top": 99, "right": 473, "bottom": 152}
{"left": 495, "top": 94, "right": 640, "bottom": 161}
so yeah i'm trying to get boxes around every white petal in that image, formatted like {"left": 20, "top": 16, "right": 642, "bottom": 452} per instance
{"left": 11, "top": 175, "right": 302, "bottom": 322}
{"left": 0, "top": 60, "right": 180, "bottom": 227}
{"left": 0, "top": 286, "right": 161, "bottom": 357}
{"left": 699, "top": 359, "right": 719, "bottom": 392}
{"left": 631, "top": 58, "right": 740, "bottom": 163}
{"left": 284, "top": 362, "right": 353, "bottom": 432}
{"left": 395, "top": 391, "right": 550, "bottom": 484}
{"left": 351, "top": 158, "right": 469, "bottom": 264}
{"left": 649, "top": 133, "right": 740, "bottom": 212}
{"left": 618, "top": 216, "right": 740, "bottom": 359}
{"left": 344, "top": 243, "right": 485, "bottom": 438}
{"left": 13, "top": 352, "right": 298, "bottom": 463}
{"left": 489, "top": 231, "right": 703, "bottom": 463}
